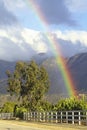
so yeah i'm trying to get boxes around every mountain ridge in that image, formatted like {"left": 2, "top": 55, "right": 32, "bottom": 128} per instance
{"left": 0, "top": 52, "right": 87, "bottom": 97}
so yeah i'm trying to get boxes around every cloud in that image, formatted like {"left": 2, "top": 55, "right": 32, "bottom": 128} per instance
{"left": 50, "top": 30, "right": 87, "bottom": 56}
{"left": 66, "top": 0, "right": 87, "bottom": 12}
{"left": 0, "top": 27, "right": 35, "bottom": 61}
{"left": 57, "top": 39, "right": 87, "bottom": 57}
{"left": 0, "top": 27, "right": 48, "bottom": 61}
{"left": 35, "top": 0, "right": 76, "bottom": 26}
{"left": 54, "top": 30, "right": 87, "bottom": 46}
{"left": 4, "top": 0, "right": 26, "bottom": 11}
{"left": 21, "top": 28, "right": 48, "bottom": 53}
{"left": 0, "top": 0, "right": 18, "bottom": 27}
{"left": 0, "top": 26, "right": 87, "bottom": 61}
{"left": 0, "top": 36, "right": 36, "bottom": 61}
{"left": 21, "top": 28, "right": 87, "bottom": 57}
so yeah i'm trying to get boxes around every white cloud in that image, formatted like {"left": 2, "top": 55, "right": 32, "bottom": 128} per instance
{"left": 54, "top": 30, "right": 87, "bottom": 46}
{"left": 0, "top": 27, "right": 48, "bottom": 61}
{"left": 0, "top": 25, "right": 87, "bottom": 61}
{"left": 0, "top": 27, "right": 32, "bottom": 61}
{"left": 21, "top": 28, "right": 48, "bottom": 53}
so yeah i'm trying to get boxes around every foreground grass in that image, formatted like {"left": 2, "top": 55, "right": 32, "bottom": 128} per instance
{"left": 0, "top": 120, "right": 87, "bottom": 130}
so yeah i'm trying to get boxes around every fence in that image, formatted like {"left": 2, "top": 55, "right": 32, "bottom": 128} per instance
{"left": 23, "top": 111, "right": 87, "bottom": 125}
{"left": 0, "top": 111, "right": 87, "bottom": 125}
{"left": 0, "top": 113, "right": 13, "bottom": 120}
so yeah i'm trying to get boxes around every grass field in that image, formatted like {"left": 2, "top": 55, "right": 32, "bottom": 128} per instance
{"left": 0, "top": 120, "right": 87, "bottom": 130}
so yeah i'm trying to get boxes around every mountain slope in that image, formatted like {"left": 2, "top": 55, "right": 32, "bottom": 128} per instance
{"left": 0, "top": 53, "right": 87, "bottom": 96}
{"left": 67, "top": 53, "right": 87, "bottom": 92}
{"left": 42, "top": 53, "right": 87, "bottom": 96}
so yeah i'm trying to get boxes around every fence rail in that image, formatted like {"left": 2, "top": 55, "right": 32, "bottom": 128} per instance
{"left": 23, "top": 111, "right": 87, "bottom": 125}
{"left": 0, "top": 113, "right": 13, "bottom": 120}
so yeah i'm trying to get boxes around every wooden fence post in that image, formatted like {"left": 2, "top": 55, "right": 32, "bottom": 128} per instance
{"left": 27, "top": 113, "right": 29, "bottom": 120}
{"left": 37, "top": 112, "right": 38, "bottom": 122}
{"left": 43, "top": 112, "right": 45, "bottom": 122}
{"left": 33, "top": 112, "right": 35, "bottom": 121}
{"left": 72, "top": 111, "right": 74, "bottom": 124}
{"left": 66, "top": 111, "right": 68, "bottom": 123}
{"left": 39, "top": 112, "right": 41, "bottom": 122}
{"left": 86, "top": 112, "right": 87, "bottom": 126}
{"left": 78, "top": 111, "right": 81, "bottom": 125}
{"left": 61, "top": 112, "right": 62, "bottom": 123}
{"left": 23, "top": 112, "right": 26, "bottom": 120}
{"left": 51, "top": 112, "right": 53, "bottom": 123}
{"left": 46, "top": 112, "right": 49, "bottom": 122}
{"left": 56, "top": 112, "right": 57, "bottom": 123}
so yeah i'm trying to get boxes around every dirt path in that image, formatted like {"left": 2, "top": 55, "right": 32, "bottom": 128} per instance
{"left": 0, "top": 120, "right": 87, "bottom": 130}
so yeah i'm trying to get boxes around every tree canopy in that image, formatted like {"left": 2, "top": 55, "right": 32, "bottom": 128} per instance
{"left": 54, "top": 97, "right": 87, "bottom": 111}
{"left": 6, "top": 61, "right": 49, "bottom": 110}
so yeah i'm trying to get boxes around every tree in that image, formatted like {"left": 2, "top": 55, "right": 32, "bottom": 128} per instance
{"left": 54, "top": 97, "right": 87, "bottom": 111}
{"left": 6, "top": 61, "right": 49, "bottom": 110}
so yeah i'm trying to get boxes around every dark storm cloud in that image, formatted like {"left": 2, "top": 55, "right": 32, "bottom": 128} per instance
{"left": 0, "top": 0, "right": 17, "bottom": 26}
{"left": 35, "top": 0, "right": 76, "bottom": 26}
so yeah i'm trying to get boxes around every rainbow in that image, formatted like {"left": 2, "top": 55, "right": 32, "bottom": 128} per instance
{"left": 25, "top": 0, "right": 77, "bottom": 97}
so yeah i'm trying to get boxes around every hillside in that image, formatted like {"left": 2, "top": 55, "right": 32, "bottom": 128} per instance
{"left": 67, "top": 53, "right": 87, "bottom": 92}
{"left": 0, "top": 53, "right": 87, "bottom": 98}
{"left": 42, "top": 53, "right": 87, "bottom": 97}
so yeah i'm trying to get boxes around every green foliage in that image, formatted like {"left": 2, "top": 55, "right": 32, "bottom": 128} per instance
{"left": 15, "top": 106, "right": 27, "bottom": 119}
{"left": 54, "top": 97, "right": 87, "bottom": 111}
{"left": 1, "top": 102, "right": 16, "bottom": 113}
{"left": 6, "top": 61, "right": 49, "bottom": 110}
{"left": 36, "top": 101, "right": 53, "bottom": 112}
{"left": 0, "top": 108, "right": 2, "bottom": 113}
{"left": 6, "top": 61, "right": 87, "bottom": 113}
{"left": 1, "top": 97, "right": 87, "bottom": 118}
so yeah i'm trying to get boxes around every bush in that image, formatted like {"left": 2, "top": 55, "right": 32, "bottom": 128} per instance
{"left": 36, "top": 101, "right": 53, "bottom": 112}
{"left": 1, "top": 102, "right": 16, "bottom": 113}
{"left": 54, "top": 98, "right": 87, "bottom": 111}
{"left": 15, "top": 106, "right": 27, "bottom": 119}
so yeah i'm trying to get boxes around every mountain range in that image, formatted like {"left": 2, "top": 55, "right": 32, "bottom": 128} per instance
{"left": 0, "top": 52, "right": 87, "bottom": 98}
{"left": 42, "top": 53, "right": 87, "bottom": 97}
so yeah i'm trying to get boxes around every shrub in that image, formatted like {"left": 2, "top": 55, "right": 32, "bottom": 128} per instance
{"left": 1, "top": 102, "right": 16, "bottom": 113}
{"left": 15, "top": 106, "right": 27, "bottom": 119}
{"left": 54, "top": 97, "right": 87, "bottom": 111}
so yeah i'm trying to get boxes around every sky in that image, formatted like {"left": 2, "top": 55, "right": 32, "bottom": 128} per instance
{"left": 0, "top": 0, "right": 87, "bottom": 61}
